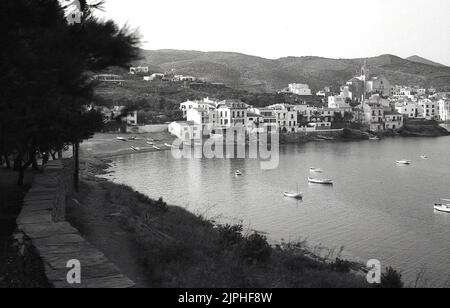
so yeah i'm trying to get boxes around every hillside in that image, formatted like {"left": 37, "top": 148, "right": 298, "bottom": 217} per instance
{"left": 406, "top": 55, "right": 447, "bottom": 68}
{"left": 136, "top": 50, "right": 450, "bottom": 92}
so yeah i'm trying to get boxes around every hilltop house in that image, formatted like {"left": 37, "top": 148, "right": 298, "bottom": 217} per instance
{"left": 288, "top": 83, "right": 312, "bottom": 96}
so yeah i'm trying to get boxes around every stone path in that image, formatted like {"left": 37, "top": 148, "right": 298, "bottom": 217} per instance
{"left": 16, "top": 160, "right": 135, "bottom": 288}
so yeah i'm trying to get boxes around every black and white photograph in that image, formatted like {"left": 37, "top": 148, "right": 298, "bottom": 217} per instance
{"left": 1, "top": 0, "right": 450, "bottom": 293}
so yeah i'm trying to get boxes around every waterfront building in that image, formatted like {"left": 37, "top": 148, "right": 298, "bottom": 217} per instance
{"left": 439, "top": 99, "right": 450, "bottom": 121}
{"left": 395, "top": 102, "right": 419, "bottom": 119}
{"left": 267, "top": 104, "right": 298, "bottom": 133}
{"left": 216, "top": 100, "right": 248, "bottom": 128}
{"left": 383, "top": 111, "right": 404, "bottom": 130}
{"left": 419, "top": 99, "right": 438, "bottom": 120}
{"left": 363, "top": 103, "right": 384, "bottom": 131}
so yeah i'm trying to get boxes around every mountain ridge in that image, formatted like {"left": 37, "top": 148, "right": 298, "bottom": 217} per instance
{"left": 136, "top": 50, "right": 450, "bottom": 92}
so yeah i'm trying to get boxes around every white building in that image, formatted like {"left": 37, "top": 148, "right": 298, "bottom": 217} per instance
{"left": 267, "top": 104, "right": 298, "bottom": 133}
{"left": 395, "top": 102, "right": 418, "bottom": 119}
{"left": 363, "top": 103, "right": 384, "bottom": 132}
{"left": 168, "top": 121, "right": 201, "bottom": 141}
{"left": 328, "top": 95, "right": 351, "bottom": 110}
{"left": 419, "top": 99, "right": 438, "bottom": 120}
{"left": 129, "top": 66, "right": 149, "bottom": 75}
{"left": 180, "top": 98, "right": 218, "bottom": 118}
{"left": 216, "top": 100, "right": 248, "bottom": 128}
{"left": 288, "top": 83, "right": 312, "bottom": 96}
{"left": 439, "top": 99, "right": 450, "bottom": 121}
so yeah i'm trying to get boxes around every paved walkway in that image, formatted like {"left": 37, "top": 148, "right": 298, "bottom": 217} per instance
{"left": 16, "top": 161, "right": 135, "bottom": 288}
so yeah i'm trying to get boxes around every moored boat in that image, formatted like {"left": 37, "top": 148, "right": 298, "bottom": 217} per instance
{"left": 116, "top": 137, "right": 127, "bottom": 141}
{"left": 283, "top": 192, "right": 303, "bottom": 199}
{"left": 235, "top": 170, "right": 243, "bottom": 176}
{"left": 308, "top": 177, "right": 333, "bottom": 185}
{"left": 434, "top": 204, "right": 450, "bottom": 213}
{"left": 420, "top": 155, "right": 428, "bottom": 159}
{"left": 396, "top": 160, "right": 411, "bottom": 165}
{"left": 309, "top": 167, "right": 324, "bottom": 173}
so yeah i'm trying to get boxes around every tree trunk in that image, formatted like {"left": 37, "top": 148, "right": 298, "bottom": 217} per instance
{"left": 73, "top": 142, "right": 79, "bottom": 191}
{"left": 4, "top": 154, "right": 10, "bottom": 169}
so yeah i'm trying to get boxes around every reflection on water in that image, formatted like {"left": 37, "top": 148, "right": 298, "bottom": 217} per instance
{"left": 107, "top": 136, "right": 450, "bottom": 286}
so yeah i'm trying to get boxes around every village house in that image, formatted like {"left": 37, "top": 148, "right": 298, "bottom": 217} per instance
{"left": 252, "top": 108, "right": 278, "bottom": 131}
{"left": 328, "top": 95, "right": 352, "bottom": 110}
{"left": 383, "top": 111, "right": 404, "bottom": 130}
{"left": 363, "top": 103, "right": 384, "bottom": 131}
{"left": 216, "top": 100, "right": 248, "bottom": 128}
{"left": 180, "top": 98, "right": 218, "bottom": 118}
{"left": 129, "top": 66, "right": 149, "bottom": 75}
{"left": 419, "top": 99, "right": 438, "bottom": 120}
{"left": 366, "top": 75, "right": 390, "bottom": 97}
{"left": 267, "top": 104, "right": 298, "bottom": 133}
{"left": 168, "top": 121, "right": 201, "bottom": 141}
{"left": 395, "top": 101, "right": 418, "bottom": 119}
{"left": 439, "top": 99, "right": 450, "bottom": 121}
{"left": 288, "top": 83, "right": 312, "bottom": 96}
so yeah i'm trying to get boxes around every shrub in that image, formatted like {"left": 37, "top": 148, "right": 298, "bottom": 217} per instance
{"left": 217, "top": 224, "right": 244, "bottom": 248}
{"left": 381, "top": 267, "right": 404, "bottom": 288}
{"left": 241, "top": 233, "right": 272, "bottom": 264}
{"left": 330, "top": 258, "right": 352, "bottom": 273}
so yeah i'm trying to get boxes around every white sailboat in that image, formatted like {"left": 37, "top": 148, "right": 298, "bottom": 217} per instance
{"left": 284, "top": 184, "right": 303, "bottom": 199}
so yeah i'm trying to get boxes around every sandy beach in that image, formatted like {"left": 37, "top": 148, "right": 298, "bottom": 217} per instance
{"left": 80, "top": 131, "right": 177, "bottom": 159}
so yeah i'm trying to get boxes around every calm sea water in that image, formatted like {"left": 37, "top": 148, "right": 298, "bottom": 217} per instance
{"left": 105, "top": 134, "right": 450, "bottom": 286}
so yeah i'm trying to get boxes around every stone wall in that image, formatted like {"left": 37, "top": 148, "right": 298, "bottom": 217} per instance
{"left": 15, "top": 159, "right": 135, "bottom": 288}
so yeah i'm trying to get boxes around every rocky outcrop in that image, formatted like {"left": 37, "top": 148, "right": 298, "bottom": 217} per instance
{"left": 15, "top": 160, "right": 135, "bottom": 288}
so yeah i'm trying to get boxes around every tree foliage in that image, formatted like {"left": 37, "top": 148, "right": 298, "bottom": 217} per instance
{"left": 0, "top": 0, "right": 140, "bottom": 184}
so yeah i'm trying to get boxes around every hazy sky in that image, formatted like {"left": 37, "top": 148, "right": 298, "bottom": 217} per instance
{"left": 95, "top": 0, "right": 450, "bottom": 65}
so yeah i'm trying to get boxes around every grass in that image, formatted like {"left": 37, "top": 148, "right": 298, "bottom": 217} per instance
{"left": 99, "top": 181, "right": 370, "bottom": 288}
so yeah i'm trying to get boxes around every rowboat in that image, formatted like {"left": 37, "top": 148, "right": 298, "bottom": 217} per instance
{"left": 369, "top": 136, "right": 380, "bottom": 141}
{"left": 283, "top": 192, "right": 303, "bottom": 199}
{"left": 116, "top": 137, "right": 127, "bottom": 141}
{"left": 235, "top": 170, "right": 243, "bottom": 176}
{"left": 146, "top": 141, "right": 154, "bottom": 146}
{"left": 152, "top": 145, "right": 161, "bottom": 150}
{"left": 309, "top": 167, "right": 324, "bottom": 173}
{"left": 434, "top": 203, "right": 450, "bottom": 213}
{"left": 308, "top": 177, "right": 333, "bottom": 185}
{"left": 284, "top": 184, "right": 303, "bottom": 199}
{"left": 396, "top": 160, "right": 411, "bottom": 165}
{"left": 130, "top": 146, "right": 140, "bottom": 152}
{"left": 420, "top": 155, "right": 428, "bottom": 159}
{"left": 165, "top": 143, "right": 176, "bottom": 148}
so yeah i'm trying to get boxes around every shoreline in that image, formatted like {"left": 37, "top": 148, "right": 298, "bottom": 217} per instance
{"left": 73, "top": 155, "right": 372, "bottom": 287}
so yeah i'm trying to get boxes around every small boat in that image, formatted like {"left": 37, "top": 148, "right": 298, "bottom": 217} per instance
{"left": 369, "top": 136, "right": 380, "bottom": 141}
{"left": 283, "top": 192, "right": 303, "bottom": 199}
{"left": 116, "top": 137, "right": 127, "bottom": 141}
{"left": 309, "top": 167, "right": 324, "bottom": 173}
{"left": 235, "top": 170, "right": 243, "bottom": 176}
{"left": 420, "top": 155, "right": 428, "bottom": 159}
{"left": 284, "top": 184, "right": 302, "bottom": 199}
{"left": 308, "top": 177, "right": 333, "bottom": 185}
{"left": 130, "top": 146, "right": 140, "bottom": 152}
{"left": 152, "top": 145, "right": 161, "bottom": 150}
{"left": 396, "top": 160, "right": 411, "bottom": 165}
{"left": 164, "top": 143, "right": 176, "bottom": 148}
{"left": 146, "top": 141, "right": 154, "bottom": 146}
{"left": 434, "top": 202, "right": 450, "bottom": 213}
{"left": 128, "top": 136, "right": 136, "bottom": 140}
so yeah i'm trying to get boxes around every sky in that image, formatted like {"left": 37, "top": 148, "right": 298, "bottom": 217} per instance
{"left": 94, "top": 0, "right": 450, "bottom": 65}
